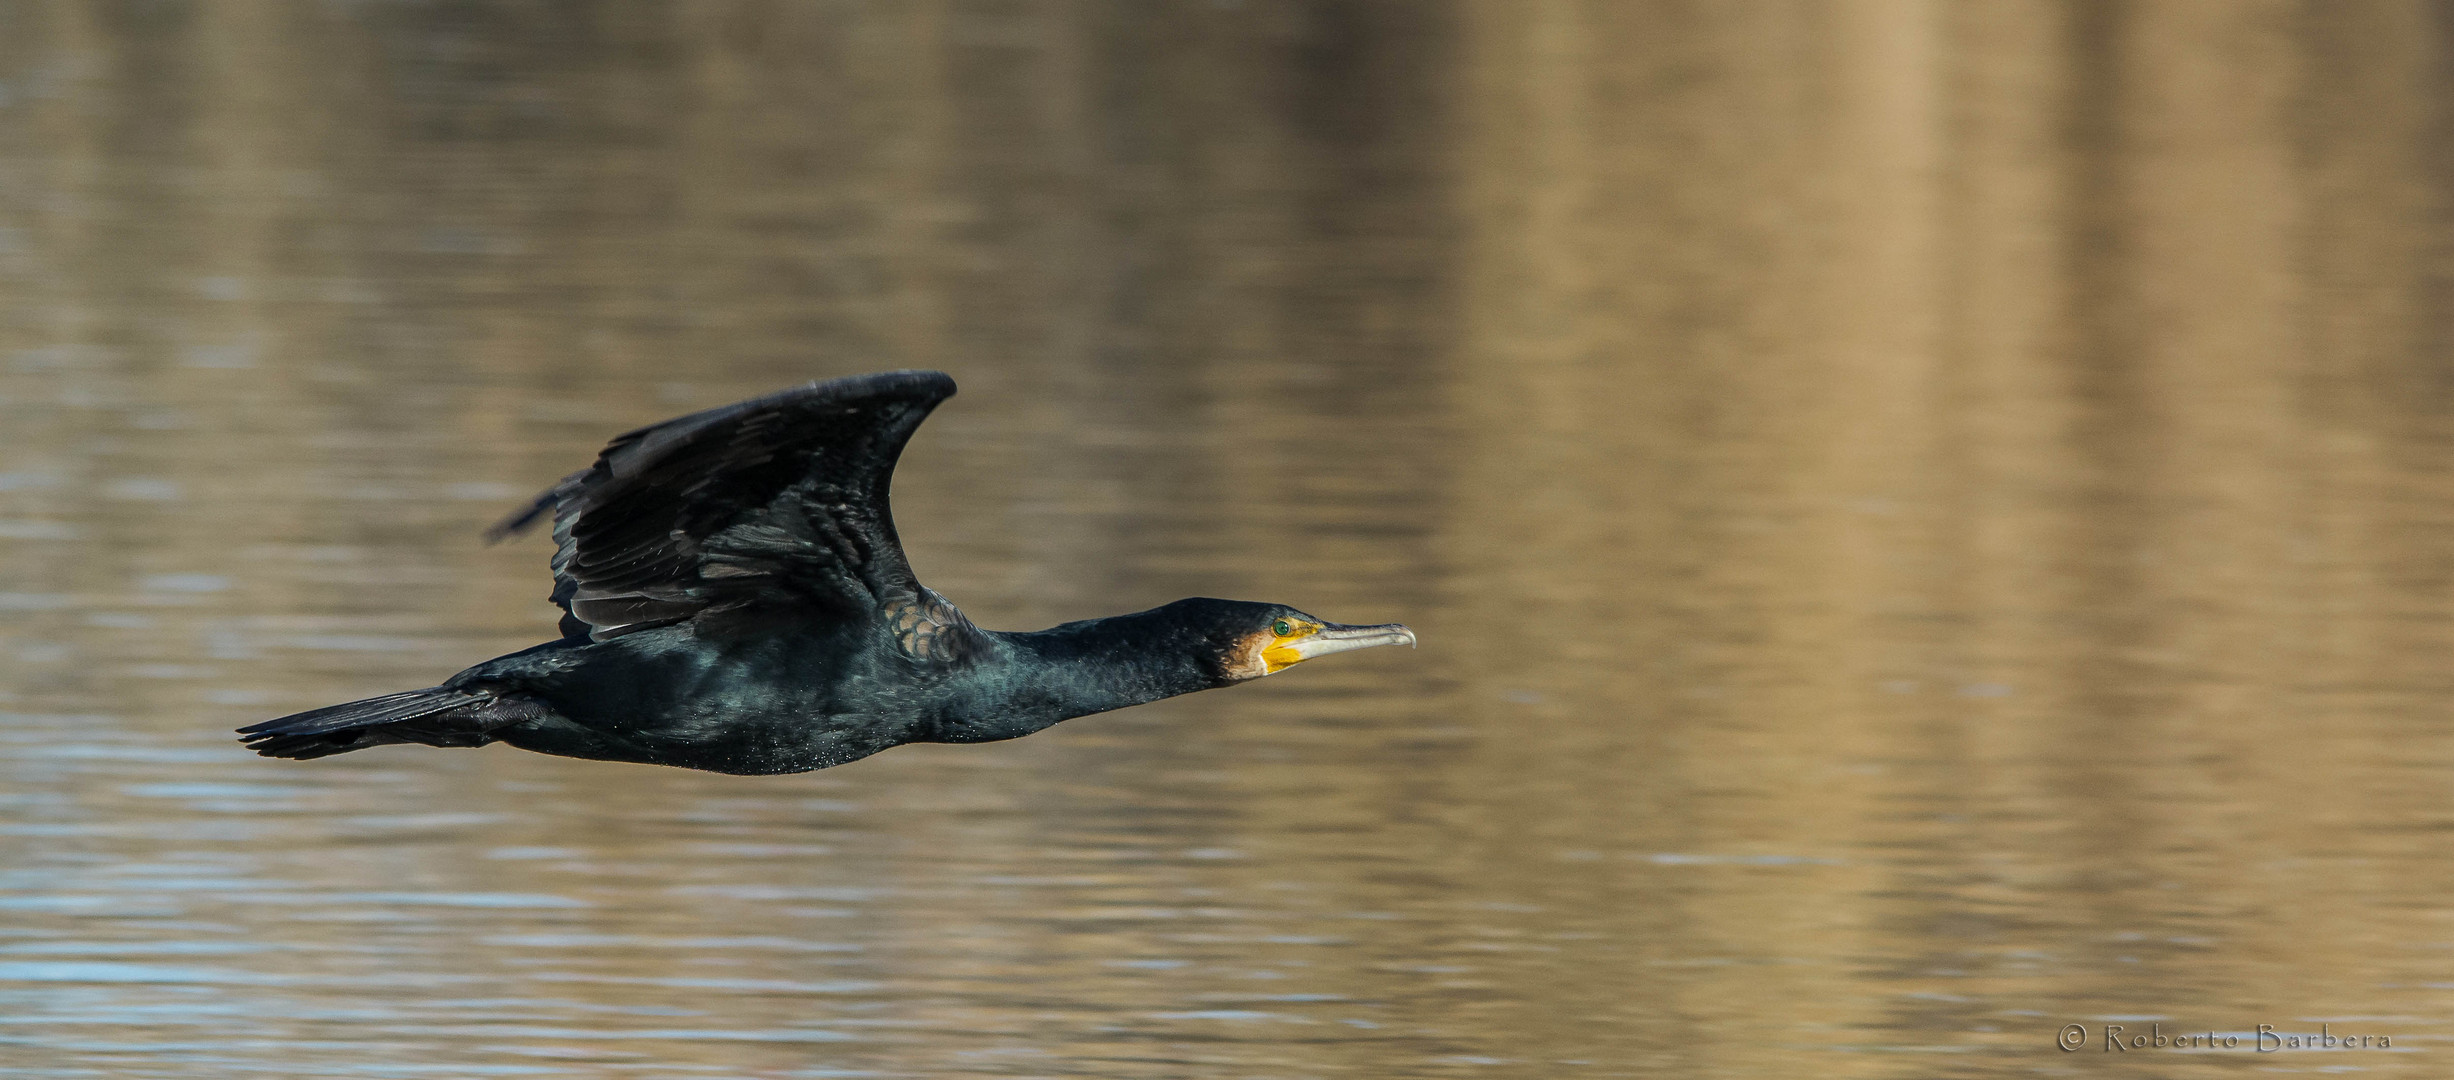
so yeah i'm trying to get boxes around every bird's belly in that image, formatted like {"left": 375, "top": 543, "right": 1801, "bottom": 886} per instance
{"left": 512, "top": 637, "right": 920, "bottom": 774}
{"left": 499, "top": 697, "right": 904, "bottom": 775}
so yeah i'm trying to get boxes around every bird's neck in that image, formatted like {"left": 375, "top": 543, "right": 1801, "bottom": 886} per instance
{"left": 933, "top": 609, "right": 1223, "bottom": 743}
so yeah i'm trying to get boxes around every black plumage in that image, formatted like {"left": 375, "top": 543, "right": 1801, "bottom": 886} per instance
{"left": 238, "top": 371, "right": 1415, "bottom": 775}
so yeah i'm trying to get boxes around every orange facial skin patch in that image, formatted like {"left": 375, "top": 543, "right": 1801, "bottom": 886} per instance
{"left": 1259, "top": 622, "right": 1319, "bottom": 674}
{"left": 1228, "top": 622, "right": 1318, "bottom": 680}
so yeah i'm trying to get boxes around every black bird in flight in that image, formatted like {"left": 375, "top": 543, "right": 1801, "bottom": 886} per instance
{"left": 239, "top": 371, "right": 1415, "bottom": 774}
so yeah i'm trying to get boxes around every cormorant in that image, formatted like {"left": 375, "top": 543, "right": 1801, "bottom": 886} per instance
{"left": 238, "top": 371, "right": 1415, "bottom": 775}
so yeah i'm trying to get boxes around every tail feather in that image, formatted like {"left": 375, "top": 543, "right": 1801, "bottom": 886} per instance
{"left": 240, "top": 730, "right": 405, "bottom": 760}
{"left": 238, "top": 687, "right": 522, "bottom": 760}
{"left": 238, "top": 688, "right": 478, "bottom": 737}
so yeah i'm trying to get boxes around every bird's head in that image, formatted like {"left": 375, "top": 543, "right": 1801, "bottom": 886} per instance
{"left": 1155, "top": 598, "right": 1417, "bottom": 684}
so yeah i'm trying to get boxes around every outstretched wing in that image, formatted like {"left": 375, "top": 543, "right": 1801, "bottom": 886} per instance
{"left": 490, "top": 370, "right": 976, "bottom": 654}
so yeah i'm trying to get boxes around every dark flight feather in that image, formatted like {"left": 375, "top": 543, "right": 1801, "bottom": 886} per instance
{"left": 488, "top": 370, "right": 965, "bottom": 646}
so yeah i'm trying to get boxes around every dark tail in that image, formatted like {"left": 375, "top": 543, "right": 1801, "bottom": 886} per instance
{"left": 237, "top": 687, "right": 529, "bottom": 760}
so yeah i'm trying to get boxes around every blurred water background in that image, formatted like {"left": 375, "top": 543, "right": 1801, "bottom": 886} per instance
{"left": 6, "top": 2, "right": 2454, "bottom": 1077}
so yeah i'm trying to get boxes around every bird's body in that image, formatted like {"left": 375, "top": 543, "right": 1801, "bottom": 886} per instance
{"left": 240, "top": 372, "right": 1413, "bottom": 774}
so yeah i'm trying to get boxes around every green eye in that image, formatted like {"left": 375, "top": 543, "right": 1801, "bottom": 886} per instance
{"left": 1272, "top": 620, "right": 1294, "bottom": 637}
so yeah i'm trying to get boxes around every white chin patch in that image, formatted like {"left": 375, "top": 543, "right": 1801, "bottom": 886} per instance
{"left": 1225, "top": 635, "right": 1275, "bottom": 681}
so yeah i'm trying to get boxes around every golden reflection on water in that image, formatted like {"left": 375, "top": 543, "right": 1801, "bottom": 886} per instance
{"left": 6, "top": 3, "right": 2454, "bottom": 1077}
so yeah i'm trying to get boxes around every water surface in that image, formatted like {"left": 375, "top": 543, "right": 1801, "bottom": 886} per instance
{"left": 6, "top": 3, "right": 2454, "bottom": 1077}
